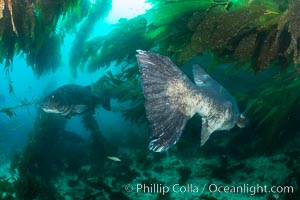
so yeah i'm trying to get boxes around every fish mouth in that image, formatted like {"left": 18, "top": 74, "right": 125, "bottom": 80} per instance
{"left": 42, "top": 106, "right": 61, "bottom": 114}
{"left": 236, "top": 114, "right": 249, "bottom": 128}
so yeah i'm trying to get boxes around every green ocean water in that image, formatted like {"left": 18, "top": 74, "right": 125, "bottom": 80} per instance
{"left": 0, "top": 0, "right": 299, "bottom": 199}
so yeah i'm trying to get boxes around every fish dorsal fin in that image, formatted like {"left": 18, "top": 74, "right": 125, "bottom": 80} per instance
{"left": 193, "top": 64, "right": 213, "bottom": 86}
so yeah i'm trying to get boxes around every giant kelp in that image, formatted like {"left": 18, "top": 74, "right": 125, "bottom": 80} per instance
{"left": 145, "top": 0, "right": 211, "bottom": 26}
{"left": 8, "top": 105, "right": 126, "bottom": 198}
{"left": 181, "top": 0, "right": 292, "bottom": 70}
{"left": 81, "top": 0, "right": 300, "bottom": 147}
{"left": 0, "top": 177, "right": 16, "bottom": 199}
{"left": 69, "top": 16, "right": 153, "bottom": 74}
{"left": 243, "top": 70, "right": 300, "bottom": 153}
{"left": 10, "top": 110, "right": 67, "bottom": 199}
{"left": 69, "top": 0, "right": 298, "bottom": 72}
{"left": 10, "top": 109, "right": 98, "bottom": 198}
{"left": 0, "top": 0, "right": 77, "bottom": 75}
{"left": 70, "top": 0, "right": 209, "bottom": 72}
{"left": 81, "top": 113, "right": 109, "bottom": 165}
{"left": 0, "top": 0, "right": 112, "bottom": 76}
{"left": 72, "top": 0, "right": 300, "bottom": 151}
{"left": 185, "top": 0, "right": 300, "bottom": 71}
{"left": 0, "top": 98, "right": 39, "bottom": 117}
{"left": 0, "top": 0, "right": 298, "bottom": 74}
{"left": 68, "top": 0, "right": 112, "bottom": 76}
{"left": 91, "top": 66, "right": 146, "bottom": 124}
{"left": 286, "top": 0, "right": 300, "bottom": 64}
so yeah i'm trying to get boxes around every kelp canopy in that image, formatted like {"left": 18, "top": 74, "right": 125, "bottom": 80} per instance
{"left": 1, "top": 0, "right": 299, "bottom": 74}
{"left": 0, "top": 0, "right": 298, "bottom": 73}
{"left": 67, "top": 0, "right": 300, "bottom": 73}
{"left": 0, "top": 0, "right": 112, "bottom": 76}
{"left": 1, "top": 0, "right": 300, "bottom": 150}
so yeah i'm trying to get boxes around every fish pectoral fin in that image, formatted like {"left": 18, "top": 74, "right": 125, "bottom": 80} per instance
{"left": 200, "top": 117, "right": 216, "bottom": 146}
{"left": 74, "top": 104, "right": 88, "bottom": 114}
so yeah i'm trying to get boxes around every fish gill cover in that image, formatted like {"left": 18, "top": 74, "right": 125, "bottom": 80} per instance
{"left": 1, "top": 0, "right": 300, "bottom": 199}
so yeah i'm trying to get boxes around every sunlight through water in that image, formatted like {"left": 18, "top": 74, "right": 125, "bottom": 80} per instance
{"left": 105, "top": 0, "right": 152, "bottom": 24}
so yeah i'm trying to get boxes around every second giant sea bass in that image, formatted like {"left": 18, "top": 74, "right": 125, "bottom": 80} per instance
{"left": 42, "top": 84, "right": 110, "bottom": 119}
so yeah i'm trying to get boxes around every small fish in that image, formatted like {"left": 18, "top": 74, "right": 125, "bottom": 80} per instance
{"left": 136, "top": 50, "right": 247, "bottom": 152}
{"left": 42, "top": 84, "right": 110, "bottom": 119}
{"left": 107, "top": 156, "right": 121, "bottom": 162}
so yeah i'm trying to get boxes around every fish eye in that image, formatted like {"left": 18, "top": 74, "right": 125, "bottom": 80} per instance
{"left": 51, "top": 95, "right": 55, "bottom": 99}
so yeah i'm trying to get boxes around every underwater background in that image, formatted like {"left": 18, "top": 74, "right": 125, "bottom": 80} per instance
{"left": 0, "top": 0, "right": 300, "bottom": 199}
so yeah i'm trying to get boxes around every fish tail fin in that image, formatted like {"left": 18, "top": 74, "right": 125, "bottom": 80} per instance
{"left": 136, "top": 50, "right": 194, "bottom": 152}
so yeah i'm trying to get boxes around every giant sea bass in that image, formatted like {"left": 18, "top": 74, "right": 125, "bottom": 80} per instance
{"left": 42, "top": 84, "right": 110, "bottom": 119}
